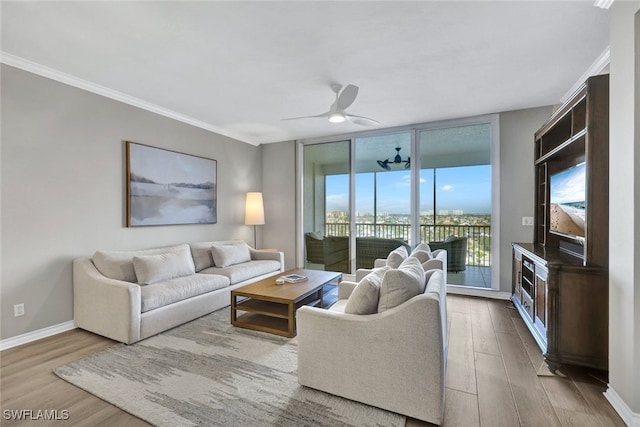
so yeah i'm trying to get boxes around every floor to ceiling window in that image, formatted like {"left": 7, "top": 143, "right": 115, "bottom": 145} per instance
{"left": 301, "top": 116, "right": 496, "bottom": 289}
{"left": 419, "top": 123, "right": 492, "bottom": 287}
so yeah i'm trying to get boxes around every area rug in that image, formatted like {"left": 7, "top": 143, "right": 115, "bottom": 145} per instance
{"left": 54, "top": 308, "right": 404, "bottom": 427}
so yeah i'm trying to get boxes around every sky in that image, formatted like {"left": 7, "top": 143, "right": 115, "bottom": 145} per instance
{"left": 550, "top": 162, "right": 586, "bottom": 205}
{"left": 326, "top": 164, "right": 492, "bottom": 215}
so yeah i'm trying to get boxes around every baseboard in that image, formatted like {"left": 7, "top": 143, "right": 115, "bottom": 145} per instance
{"left": 446, "top": 285, "right": 511, "bottom": 300}
{"left": 605, "top": 386, "right": 640, "bottom": 426}
{"left": 0, "top": 321, "right": 77, "bottom": 351}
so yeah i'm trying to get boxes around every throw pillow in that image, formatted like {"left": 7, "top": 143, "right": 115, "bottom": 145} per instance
{"left": 378, "top": 256, "right": 425, "bottom": 312}
{"left": 189, "top": 241, "right": 216, "bottom": 272}
{"left": 409, "top": 249, "right": 432, "bottom": 264}
{"left": 413, "top": 242, "right": 432, "bottom": 253}
{"left": 133, "top": 250, "right": 196, "bottom": 285}
{"left": 211, "top": 242, "right": 251, "bottom": 267}
{"left": 93, "top": 244, "right": 192, "bottom": 283}
{"left": 386, "top": 245, "right": 408, "bottom": 268}
{"left": 344, "top": 266, "right": 390, "bottom": 315}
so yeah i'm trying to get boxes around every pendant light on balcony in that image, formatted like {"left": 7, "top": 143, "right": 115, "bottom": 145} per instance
{"left": 377, "top": 147, "right": 410, "bottom": 170}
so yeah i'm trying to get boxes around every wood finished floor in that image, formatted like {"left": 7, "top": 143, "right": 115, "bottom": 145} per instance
{"left": 0, "top": 294, "right": 624, "bottom": 427}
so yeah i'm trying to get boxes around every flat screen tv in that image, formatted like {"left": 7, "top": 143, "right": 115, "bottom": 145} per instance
{"left": 549, "top": 162, "right": 586, "bottom": 242}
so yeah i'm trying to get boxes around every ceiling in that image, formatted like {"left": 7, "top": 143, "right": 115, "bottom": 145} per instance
{"left": 1, "top": 1, "right": 609, "bottom": 146}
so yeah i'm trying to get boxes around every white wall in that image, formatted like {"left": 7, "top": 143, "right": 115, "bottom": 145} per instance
{"left": 1, "top": 65, "right": 263, "bottom": 340}
{"left": 608, "top": 1, "right": 640, "bottom": 420}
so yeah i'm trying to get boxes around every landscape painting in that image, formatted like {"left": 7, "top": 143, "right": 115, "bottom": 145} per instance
{"left": 126, "top": 142, "right": 217, "bottom": 226}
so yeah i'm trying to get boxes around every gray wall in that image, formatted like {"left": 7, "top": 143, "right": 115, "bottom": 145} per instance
{"left": 262, "top": 141, "right": 297, "bottom": 269}
{"left": 1, "top": 65, "right": 262, "bottom": 340}
{"left": 498, "top": 106, "right": 554, "bottom": 292}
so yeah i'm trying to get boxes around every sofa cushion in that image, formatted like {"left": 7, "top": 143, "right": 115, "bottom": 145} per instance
{"left": 189, "top": 242, "right": 216, "bottom": 272}
{"left": 133, "top": 250, "right": 196, "bottom": 285}
{"left": 378, "top": 256, "right": 425, "bottom": 312}
{"left": 211, "top": 242, "right": 251, "bottom": 267}
{"left": 386, "top": 246, "right": 408, "bottom": 268}
{"left": 140, "top": 274, "right": 230, "bottom": 313}
{"left": 345, "top": 266, "right": 390, "bottom": 315}
{"left": 201, "top": 260, "right": 281, "bottom": 285}
{"left": 92, "top": 244, "right": 192, "bottom": 283}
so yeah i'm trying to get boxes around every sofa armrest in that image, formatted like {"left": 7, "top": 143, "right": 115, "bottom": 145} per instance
{"left": 355, "top": 268, "right": 372, "bottom": 281}
{"left": 249, "top": 248, "right": 285, "bottom": 271}
{"left": 73, "top": 257, "right": 142, "bottom": 344}
{"left": 338, "top": 280, "right": 357, "bottom": 299}
{"left": 373, "top": 258, "right": 387, "bottom": 268}
{"left": 297, "top": 295, "right": 446, "bottom": 423}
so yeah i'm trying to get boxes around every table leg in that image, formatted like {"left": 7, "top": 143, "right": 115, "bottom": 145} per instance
{"left": 231, "top": 292, "right": 237, "bottom": 324}
{"left": 288, "top": 301, "right": 295, "bottom": 337}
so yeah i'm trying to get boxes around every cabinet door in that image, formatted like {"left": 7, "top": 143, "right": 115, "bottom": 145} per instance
{"left": 534, "top": 266, "right": 548, "bottom": 332}
{"left": 513, "top": 249, "right": 522, "bottom": 301}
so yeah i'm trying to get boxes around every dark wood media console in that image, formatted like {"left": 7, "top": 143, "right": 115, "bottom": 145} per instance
{"left": 512, "top": 75, "right": 609, "bottom": 372}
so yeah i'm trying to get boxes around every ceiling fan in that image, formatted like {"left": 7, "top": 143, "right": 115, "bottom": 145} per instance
{"left": 283, "top": 83, "right": 379, "bottom": 126}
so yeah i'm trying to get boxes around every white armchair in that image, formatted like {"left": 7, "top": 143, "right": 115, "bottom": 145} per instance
{"left": 296, "top": 269, "right": 447, "bottom": 425}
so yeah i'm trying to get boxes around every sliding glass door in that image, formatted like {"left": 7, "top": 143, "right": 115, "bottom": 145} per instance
{"left": 301, "top": 116, "right": 495, "bottom": 288}
{"left": 418, "top": 123, "right": 492, "bottom": 287}
{"left": 303, "top": 141, "right": 351, "bottom": 273}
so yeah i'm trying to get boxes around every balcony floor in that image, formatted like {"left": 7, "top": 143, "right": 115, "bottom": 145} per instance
{"left": 447, "top": 265, "right": 492, "bottom": 288}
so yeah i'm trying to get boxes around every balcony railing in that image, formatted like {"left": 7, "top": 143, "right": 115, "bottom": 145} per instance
{"left": 324, "top": 223, "right": 491, "bottom": 267}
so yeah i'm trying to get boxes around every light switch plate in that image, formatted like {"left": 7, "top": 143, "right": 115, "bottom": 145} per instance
{"left": 522, "top": 217, "right": 534, "bottom": 226}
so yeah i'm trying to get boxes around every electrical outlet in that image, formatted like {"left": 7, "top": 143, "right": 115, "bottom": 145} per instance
{"left": 522, "top": 216, "right": 534, "bottom": 226}
{"left": 14, "top": 303, "right": 24, "bottom": 317}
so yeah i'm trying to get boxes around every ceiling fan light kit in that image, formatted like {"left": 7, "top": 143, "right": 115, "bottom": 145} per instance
{"left": 283, "top": 83, "right": 379, "bottom": 127}
{"left": 328, "top": 112, "right": 346, "bottom": 123}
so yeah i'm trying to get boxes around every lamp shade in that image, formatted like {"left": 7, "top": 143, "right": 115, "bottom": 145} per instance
{"left": 244, "top": 192, "right": 265, "bottom": 225}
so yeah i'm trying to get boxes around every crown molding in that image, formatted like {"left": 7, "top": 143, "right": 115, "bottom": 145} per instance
{"left": 593, "top": 0, "right": 615, "bottom": 10}
{"left": 560, "top": 46, "right": 610, "bottom": 104}
{"left": 0, "top": 52, "right": 259, "bottom": 146}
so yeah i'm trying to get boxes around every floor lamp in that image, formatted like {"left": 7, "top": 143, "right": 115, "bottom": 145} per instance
{"left": 245, "top": 192, "right": 265, "bottom": 249}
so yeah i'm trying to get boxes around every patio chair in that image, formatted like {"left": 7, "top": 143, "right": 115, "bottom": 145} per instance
{"left": 428, "top": 236, "right": 468, "bottom": 272}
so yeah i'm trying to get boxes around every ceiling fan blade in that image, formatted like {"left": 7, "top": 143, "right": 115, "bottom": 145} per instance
{"left": 335, "top": 84, "right": 359, "bottom": 111}
{"left": 282, "top": 111, "right": 330, "bottom": 121}
{"left": 346, "top": 113, "right": 380, "bottom": 126}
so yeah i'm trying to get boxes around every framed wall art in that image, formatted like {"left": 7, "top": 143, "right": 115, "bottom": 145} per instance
{"left": 126, "top": 141, "right": 217, "bottom": 226}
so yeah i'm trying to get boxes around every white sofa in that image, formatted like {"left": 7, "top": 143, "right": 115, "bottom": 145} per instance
{"left": 297, "top": 257, "right": 448, "bottom": 424}
{"left": 73, "top": 240, "right": 283, "bottom": 344}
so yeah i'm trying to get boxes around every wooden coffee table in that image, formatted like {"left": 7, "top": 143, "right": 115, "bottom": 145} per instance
{"left": 230, "top": 268, "right": 342, "bottom": 337}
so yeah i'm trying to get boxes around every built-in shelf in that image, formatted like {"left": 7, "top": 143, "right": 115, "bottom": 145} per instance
{"left": 513, "top": 74, "right": 610, "bottom": 372}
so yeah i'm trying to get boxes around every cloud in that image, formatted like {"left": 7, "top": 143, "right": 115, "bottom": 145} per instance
{"left": 441, "top": 184, "right": 453, "bottom": 191}
{"left": 398, "top": 174, "right": 426, "bottom": 187}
